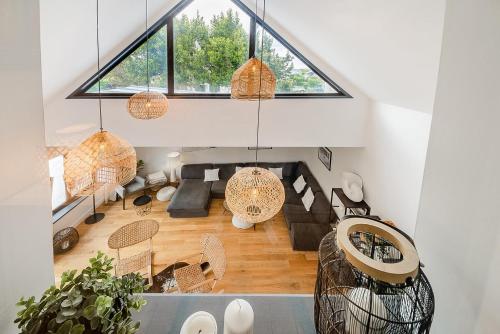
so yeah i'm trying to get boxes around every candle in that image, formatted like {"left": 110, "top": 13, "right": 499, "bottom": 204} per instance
{"left": 180, "top": 311, "right": 217, "bottom": 334}
{"left": 223, "top": 299, "right": 254, "bottom": 334}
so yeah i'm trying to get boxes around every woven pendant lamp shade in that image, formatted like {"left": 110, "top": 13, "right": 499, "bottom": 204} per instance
{"left": 231, "top": 57, "right": 276, "bottom": 100}
{"left": 225, "top": 167, "right": 285, "bottom": 224}
{"left": 64, "top": 131, "right": 136, "bottom": 196}
{"left": 128, "top": 91, "right": 168, "bottom": 120}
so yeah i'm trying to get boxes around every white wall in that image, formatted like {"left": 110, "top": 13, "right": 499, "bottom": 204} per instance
{"left": 0, "top": 0, "right": 54, "bottom": 332}
{"left": 249, "top": 0, "right": 446, "bottom": 113}
{"left": 39, "top": 0, "right": 369, "bottom": 148}
{"left": 135, "top": 147, "right": 310, "bottom": 176}
{"left": 304, "top": 102, "right": 431, "bottom": 235}
{"left": 415, "top": 0, "right": 500, "bottom": 332}
{"left": 53, "top": 189, "right": 106, "bottom": 233}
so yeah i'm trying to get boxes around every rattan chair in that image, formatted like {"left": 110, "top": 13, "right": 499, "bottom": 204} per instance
{"left": 171, "top": 234, "right": 226, "bottom": 293}
{"left": 107, "top": 219, "right": 159, "bottom": 284}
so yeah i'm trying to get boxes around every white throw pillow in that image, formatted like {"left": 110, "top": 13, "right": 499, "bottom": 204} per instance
{"left": 301, "top": 187, "right": 315, "bottom": 212}
{"left": 293, "top": 175, "right": 307, "bottom": 193}
{"left": 204, "top": 168, "right": 219, "bottom": 182}
{"left": 269, "top": 167, "right": 283, "bottom": 179}
{"left": 235, "top": 166, "right": 243, "bottom": 173}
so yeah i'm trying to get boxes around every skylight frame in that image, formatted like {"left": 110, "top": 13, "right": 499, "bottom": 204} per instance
{"left": 68, "top": 0, "right": 351, "bottom": 99}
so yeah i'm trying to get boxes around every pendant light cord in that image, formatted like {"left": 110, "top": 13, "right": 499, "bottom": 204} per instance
{"left": 96, "top": 0, "right": 103, "bottom": 131}
{"left": 255, "top": 0, "right": 266, "bottom": 167}
{"left": 146, "top": 0, "right": 150, "bottom": 92}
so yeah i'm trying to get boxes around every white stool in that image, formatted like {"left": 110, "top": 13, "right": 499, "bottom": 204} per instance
{"left": 157, "top": 186, "right": 176, "bottom": 202}
{"left": 232, "top": 216, "right": 254, "bottom": 229}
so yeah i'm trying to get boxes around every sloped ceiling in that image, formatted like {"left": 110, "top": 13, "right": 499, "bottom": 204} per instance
{"left": 244, "top": 0, "right": 446, "bottom": 113}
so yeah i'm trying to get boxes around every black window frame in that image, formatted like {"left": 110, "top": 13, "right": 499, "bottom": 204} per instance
{"left": 67, "top": 0, "right": 351, "bottom": 99}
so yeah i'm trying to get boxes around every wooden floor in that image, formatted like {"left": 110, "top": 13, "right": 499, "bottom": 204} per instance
{"left": 54, "top": 196, "right": 318, "bottom": 293}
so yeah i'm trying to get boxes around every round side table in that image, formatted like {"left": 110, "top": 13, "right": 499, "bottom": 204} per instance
{"left": 133, "top": 195, "right": 152, "bottom": 216}
{"left": 232, "top": 216, "right": 254, "bottom": 229}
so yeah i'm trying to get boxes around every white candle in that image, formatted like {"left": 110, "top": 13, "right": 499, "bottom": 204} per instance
{"left": 223, "top": 299, "right": 254, "bottom": 334}
{"left": 180, "top": 311, "right": 217, "bottom": 334}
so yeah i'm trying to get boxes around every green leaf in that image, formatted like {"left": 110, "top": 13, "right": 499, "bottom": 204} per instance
{"left": 61, "top": 307, "right": 77, "bottom": 317}
{"left": 70, "top": 324, "right": 84, "bottom": 334}
{"left": 56, "top": 320, "right": 72, "bottom": 334}
{"left": 47, "top": 318, "right": 57, "bottom": 331}
{"left": 56, "top": 311, "right": 67, "bottom": 324}
{"left": 71, "top": 295, "right": 83, "bottom": 307}
{"left": 90, "top": 317, "right": 99, "bottom": 330}
{"left": 82, "top": 305, "right": 97, "bottom": 320}
{"left": 61, "top": 299, "right": 73, "bottom": 308}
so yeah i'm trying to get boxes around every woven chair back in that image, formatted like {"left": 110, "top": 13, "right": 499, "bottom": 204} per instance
{"left": 200, "top": 234, "right": 226, "bottom": 280}
{"left": 108, "top": 219, "right": 159, "bottom": 249}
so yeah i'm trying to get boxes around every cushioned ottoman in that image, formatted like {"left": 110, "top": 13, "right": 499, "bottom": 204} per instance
{"left": 157, "top": 186, "right": 176, "bottom": 201}
{"left": 167, "top": 180, "right": 212, "bottom": 217}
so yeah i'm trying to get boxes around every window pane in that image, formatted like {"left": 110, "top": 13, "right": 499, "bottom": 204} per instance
{"left": 49, "top": 156, "right": 67, "bottom": 210}
{"left": 88, "top": 26, "right": 168, "bottom": 94}
{"left": 256, "top": 25, "right": 338, "bottom": 94}
{"left": 174, "top": 0, "right": 250, "bottom": 94}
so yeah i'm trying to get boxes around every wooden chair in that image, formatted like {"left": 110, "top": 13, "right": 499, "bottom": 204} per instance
{"left": 171, "top": 234, "right": 226, "bottom": 293}
{"left": 107, "top": 219, "right": 159, "bottom": 284}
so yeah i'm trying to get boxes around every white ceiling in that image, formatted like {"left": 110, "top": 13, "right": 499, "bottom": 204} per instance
{"left": 247, "top": 0, "right": 446, "bottom": 113}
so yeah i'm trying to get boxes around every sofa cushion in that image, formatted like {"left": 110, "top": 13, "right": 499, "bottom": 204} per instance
{"left": 295, "top": 162, "right": 322, "bottom": 193}
{"left": 289, "top": 222, "right": 330, "bottom": 251}
{"left": 301, "top": 188, "right": 315, "bottom": 211}
{"left": 265, "top": 162, "right": 297, "bottom": 180}
{"left": 167, "top": 179, "right": 211, "bottom": 217}
{"left": 181, "top": 164, "right": 213, "bottom": 179}
{"left": 204, "top": 168, "right": 220, "bottom": 182}
{"left": 269, "top": 167, "right": 283, "bottom": 179}
{"left": 211, "top": 180, "right": 227, "bottom": 199}
{"left": 283, "top": 204, "right": 315, "bottom": 229}
{"left": 214, "top": 163, "right": 237, "bottom": 180}
{"left": 284, "top": 187, "right": 302, "bottom": 205}
{"left": 310, "top": 191, "right": 332, "bottom": 225}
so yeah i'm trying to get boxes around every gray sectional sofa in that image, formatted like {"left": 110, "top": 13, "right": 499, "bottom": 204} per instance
{"left": 167, "top": 161, "right": 336, "bottom": 251}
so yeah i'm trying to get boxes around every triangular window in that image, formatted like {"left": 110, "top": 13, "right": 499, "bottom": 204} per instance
{"left": 69, "top": 0, "right": 350, "bottom": 99}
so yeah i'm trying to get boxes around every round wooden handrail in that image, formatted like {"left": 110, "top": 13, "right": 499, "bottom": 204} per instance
{"left": 336, "top": 217, "right": 419, "bottom": 284}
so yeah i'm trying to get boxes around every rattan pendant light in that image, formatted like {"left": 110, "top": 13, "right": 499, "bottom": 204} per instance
{"left": 128, "top": 0, "right": 168, "bottom": 119}
{"left": 226, "top": 0, "right": 284, "bottom": 224}
{"left": 231, "top": 0, "right": 276, "bottom": 100}
{"left": 64, "top": 0, "right": 136, "bottom": 197}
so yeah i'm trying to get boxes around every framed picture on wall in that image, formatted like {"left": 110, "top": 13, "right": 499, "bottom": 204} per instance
{"left": 318, "top": 147, "right": 332, "bottom": 171}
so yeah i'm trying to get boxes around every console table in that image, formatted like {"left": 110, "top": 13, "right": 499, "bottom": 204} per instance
{"left": 330, "top": 188, "right": 371, "bottom": 223}
{"left": 134, "top": 294, "right": 315, "bottom": 333}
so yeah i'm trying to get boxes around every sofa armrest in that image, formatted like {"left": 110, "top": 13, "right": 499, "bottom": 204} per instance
{"left": 115, "top": 185, "right": 125, "bottom": 197}
{"left": 135, "top": 176, "right": 146, "bottom": 186}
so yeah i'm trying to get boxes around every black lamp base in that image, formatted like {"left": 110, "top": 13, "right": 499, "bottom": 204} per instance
{"left": 85, "top": 213, "right": 105, "bottom": 225}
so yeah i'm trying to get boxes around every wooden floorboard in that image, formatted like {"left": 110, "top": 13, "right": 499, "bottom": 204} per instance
{"left": 54, "top": 196, "right": 318, "bottom": 294}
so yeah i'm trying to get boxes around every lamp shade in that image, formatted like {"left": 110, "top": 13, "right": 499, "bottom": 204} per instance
{"left": 127, "top": 91, "right": 168, "bottom": 120}
{"left": 225, "top": 167, "right": 285, "bottom": 223}
{"left": 64, "top": 131, "right": 136, "bottom": 196}
{"left": 231, "top": 57, "right": 276, "bottom": 100}
{"left": 167, "top": 151, "right": 181, "bottom": 182}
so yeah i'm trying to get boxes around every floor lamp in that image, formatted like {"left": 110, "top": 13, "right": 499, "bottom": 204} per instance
{"left": 85, "top": 192, "right": 105, "bottom": 224}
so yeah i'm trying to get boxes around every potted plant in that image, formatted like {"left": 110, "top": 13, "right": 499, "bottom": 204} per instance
{"left": 136, "top": 160, "right": 145, "bottom": 173}
{"left": 15, "top": 252, "right": 148, "bottom": 334}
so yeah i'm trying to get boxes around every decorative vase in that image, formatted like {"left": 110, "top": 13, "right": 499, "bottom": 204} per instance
{"left": 180, "top": 311, "right": 217, "bottom": 334}
{"left": 224, "top": 299, "right": 254, "bottom": 334}
{"left": 341, "top": 171, "right": 364, "bottom": 202}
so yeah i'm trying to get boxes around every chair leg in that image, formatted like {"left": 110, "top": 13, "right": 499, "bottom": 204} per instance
{"left": 122, "top": 196, "right": 125, "bottom": 210}
{"left": 148, "top": 268, "right": 153, "bottom": 286}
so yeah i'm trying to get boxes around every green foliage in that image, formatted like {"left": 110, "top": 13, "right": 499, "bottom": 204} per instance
{"left": 15, "top": 252, "right": 148, "bottom": 334}
{"left": 89, "top": 6, "right": 330, "bottom": 94}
